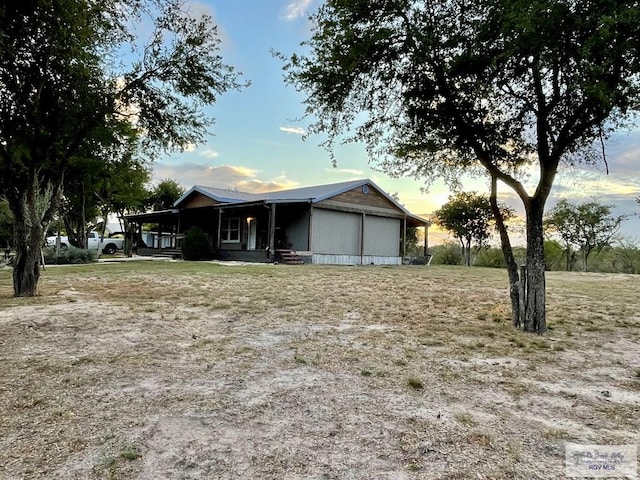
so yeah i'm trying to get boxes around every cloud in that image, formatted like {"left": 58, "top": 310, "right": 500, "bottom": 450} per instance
{"left": 324, "top": 168, "right": 365, "bottom": 176}
{"left": 236, "top": 179, "right": 299, "bottom": 193}
{"left": 554, "top": 167, "right": 640, "bottom": 200}
{"left": 201, "top": 149, "right": 220, "bottom": 159}
{"left": 152, "top": 163, "right": 255, "bottom": 187}
{"left": 282, "top": 0, "right": 314, "bottom": 20}
{"left": 279, "top": 126, "right": 306, "bottom": 135}
{"left": 151, "top": 162, "right": 298, "bottom": 193}
{"left": 603, "top": 130, "right": 640, "bottom": 173}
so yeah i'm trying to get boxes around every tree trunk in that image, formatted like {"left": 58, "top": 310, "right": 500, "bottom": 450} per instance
{"left": 13, "top": 230, "right": 43, "bottom": 297}
{"left": 9, "top": 177, "right": 62, "bottom": 297}
{"left": 524, "top": 201, "right": 547, "bottom": 334}
{"left": 11, "top": 191, "right": 44, "bottom": 296}
{"left": 64, "top": 180, "right": 88, "bottom": 249}
{"left": 490, "top": 176, "right": 522, "bottom": 327}
{"left": 462, "top": 238, "right": 472, "bottom": 266}
{"left": 123, "top": 218, "right": 134, "bottom": 257}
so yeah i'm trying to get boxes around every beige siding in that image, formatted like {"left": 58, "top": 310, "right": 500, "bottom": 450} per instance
{"left": 311, "top": 209, "right": 361, "bottom": 255}
{"left": 315, "top": 184, "right": 406, "bottom": 218}
{"left": 182, "top": 193, "right": 219, "bottom": 209}
{"left": 329, "top": 185, "right": 398, "bottom": 210}
{"left": 364, "top": 216, "right": 400, "bottom": 256}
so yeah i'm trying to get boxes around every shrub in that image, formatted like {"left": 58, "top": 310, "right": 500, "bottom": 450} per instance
{"left": 475, "top": 247, "right": 507, "bottom": 268}
{"left": 430, "top": 242, "right": 462, "bottom": 265}
{"left": 181, "top": 226, "right": 212, "bottom": 260}
{"left": 43, "top": 246, "right": 97, "bottom": 265}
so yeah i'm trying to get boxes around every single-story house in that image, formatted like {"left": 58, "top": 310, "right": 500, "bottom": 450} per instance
{"left": 126, "top": 179, "right": 430, "bottom": 265}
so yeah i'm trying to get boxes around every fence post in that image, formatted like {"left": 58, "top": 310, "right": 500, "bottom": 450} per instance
{"left": 518, "top": 264, "right": 527, "bottom": 328}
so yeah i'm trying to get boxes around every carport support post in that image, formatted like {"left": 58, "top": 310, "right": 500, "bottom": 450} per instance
{"left": 423, "top": 225, "right": 428, "bottom": 257}
{"left": 176, "top": 216, "right": 181, "bottom": 249}
{"left": 217, "top": 209, "right": 222, "bottom": 249}
{"left": 402, "top": 217, "right": 407, "bottom": 257}
{"left": 308, "top": 206, "right": 313, "bottom": 251}
{"left": 268, "top": 203, "right": 276, "bottom": 260}
{"left": 360, "top": 212, "right": 365, "bottom": 265}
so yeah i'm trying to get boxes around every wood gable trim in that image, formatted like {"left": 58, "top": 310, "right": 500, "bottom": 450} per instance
{"left": 316, "top": 184, "right": 405, "bottom": 218}
{"left": 181, "top": 192, "right": 220, "bottom": 209}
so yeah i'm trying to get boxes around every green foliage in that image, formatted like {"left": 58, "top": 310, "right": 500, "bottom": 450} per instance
{"left": 284, "top": 0, "right": 640, "bottom": 187}
{"left": 545, "top": 199, "right": 626, "bottom": 271}
{"left": 147, "top": 179, "right": 186, "bottom": 211}
{"left": 0, "top": 0, "right": 244, "bottom": 295}
{"left": 430, "top": 242, "right": 463, "bottom": 266}
{"left": 43, "top": 246, "right": 97, "bottom": 265}
{"left": 474, "top": 242, "right": 640, "bottom": 274}
{"left": 583, "top": 239, "right": 640, "bottom": 274}
{"left": 434, "top": 192, "right": 494, "bottom": 266}
{"left": 404, "top": 226, "right": 422, "bottom": 256}
{"left": 475, "top": 247, "right": 507, "bottom": 269}
{"left": 543, "top": 240, "right": 566, "bottom": 271}
{"left": 181, "top": 227, "right": 212, "bottom": 261}
{"left": 0, "top": 199, "right": 13, "bottom": 248}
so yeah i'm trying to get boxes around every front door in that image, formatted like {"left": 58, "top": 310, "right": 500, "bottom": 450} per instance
{"left": 247, "top": 218, "right": 257, "bottom": 250}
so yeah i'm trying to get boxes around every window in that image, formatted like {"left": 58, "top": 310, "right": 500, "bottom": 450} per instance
{"left": 221, "top": 217, "right": 240, "bottom": 243}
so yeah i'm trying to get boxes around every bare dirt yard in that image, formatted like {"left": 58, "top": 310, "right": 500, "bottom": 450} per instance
{"left": 0, "top": 261, "right": 639, "bottom": 479}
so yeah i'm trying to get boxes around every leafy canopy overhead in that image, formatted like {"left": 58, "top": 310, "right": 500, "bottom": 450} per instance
{"left": 285, "top": 0, "right": 640, "bottom": 196}
{"left": 0, "top": 0, "right": 245, "bottom": 199}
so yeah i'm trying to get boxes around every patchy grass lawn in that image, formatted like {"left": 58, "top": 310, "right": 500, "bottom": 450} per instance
{"left": 0, "top": 262, "right": 638, "bottom": 479}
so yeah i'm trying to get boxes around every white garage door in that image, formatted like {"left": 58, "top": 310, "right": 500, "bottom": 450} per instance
{"left": 364, "top": 215, "right": 400, "bottom": 256}
{"left": 311, "top": 209, "right": 361, "bottom": 255}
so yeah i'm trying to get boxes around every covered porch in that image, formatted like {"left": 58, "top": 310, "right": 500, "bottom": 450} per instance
{"left": 124, "top": 209, "right": 182, "bottom": 258}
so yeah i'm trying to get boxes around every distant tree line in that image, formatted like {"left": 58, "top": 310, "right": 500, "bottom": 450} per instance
{"left": 431, "top": 195, "right": 636, "bottom": 273}
{"left": 431, "top": 240, "right": 640, "bottom": 275}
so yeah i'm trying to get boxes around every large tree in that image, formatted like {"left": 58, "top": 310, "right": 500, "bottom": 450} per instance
{"left": 58, "top": 123, "right": 146, "bottom": 249}
{"left": 147, "top": 179, "right": 186, "bottom": 211}
{"left": 283, "top": 0, "right": 640, "bottom": 333}
{"left": 545, "top": 199, "right": 626, "bottom": 272}
{"left": 0, "top": 0, "right": 244, "bottom": 296}
{"left": 434, "top": 192, "right": 496, "bottom": 267}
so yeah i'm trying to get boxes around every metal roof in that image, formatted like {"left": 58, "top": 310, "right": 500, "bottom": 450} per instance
{"left": 174, "top": 185, "right": 264, "bottom": 206}
{"left": 260, "top": 179, "right": 369, "bottom": 202}
{"left": 173, "top": 179, "right": 430, "bottom": 226}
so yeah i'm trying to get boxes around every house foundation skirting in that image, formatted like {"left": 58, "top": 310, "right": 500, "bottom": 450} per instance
{"left": 217, "top": 249, "right": 270, "bottom": 262}
{"left": 312, "top": 254, "right": 402, "bottom": 265}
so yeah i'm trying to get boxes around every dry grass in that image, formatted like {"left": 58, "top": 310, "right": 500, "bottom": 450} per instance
{"left": 0, "top": 262, "right": 639, "bottom": 479}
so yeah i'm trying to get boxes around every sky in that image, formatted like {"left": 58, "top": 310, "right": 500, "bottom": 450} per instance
{"left": 147, "top": 0, "right": 640, "bottom": 245}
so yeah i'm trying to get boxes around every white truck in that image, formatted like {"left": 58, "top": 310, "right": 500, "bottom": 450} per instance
{"left": 46, "top": 231, "right": 125, "bottom": 255}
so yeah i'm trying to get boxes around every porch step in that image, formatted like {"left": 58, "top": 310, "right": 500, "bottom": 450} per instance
{"left": 276, "top": 249, "right": 304, "bottom": 265}
{"left": 152, "top": 248, "right": 183, "bottom": 259}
